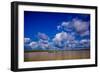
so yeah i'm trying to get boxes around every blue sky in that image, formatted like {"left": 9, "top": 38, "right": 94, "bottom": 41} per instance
{"left": 24, "top": 11, "right": 90, "bottom": 50}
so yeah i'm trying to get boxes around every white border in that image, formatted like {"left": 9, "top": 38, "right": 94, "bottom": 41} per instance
{"left": 18, "top": 5, "right": 96, "bottom": 68}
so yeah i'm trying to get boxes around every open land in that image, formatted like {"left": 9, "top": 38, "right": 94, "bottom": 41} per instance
{"left": 24, "top": 50, "right": 90, "bottom": 62}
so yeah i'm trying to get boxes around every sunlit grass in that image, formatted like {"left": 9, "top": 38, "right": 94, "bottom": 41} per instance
{"left": 24, "top": 50, "right": 90, "bottom": 62}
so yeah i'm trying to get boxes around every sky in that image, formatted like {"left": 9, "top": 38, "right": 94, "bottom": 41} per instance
{"left": 24, "top": 11, "right": 90, "bottom": 50}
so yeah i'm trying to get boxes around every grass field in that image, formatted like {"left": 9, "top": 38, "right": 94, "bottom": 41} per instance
{"left": 24, "top": 50, "right": 90, "bottom": 62}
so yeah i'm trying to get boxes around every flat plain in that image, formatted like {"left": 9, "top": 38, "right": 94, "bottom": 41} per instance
{"left": 24, "top": 50, "right": 90, "bottom": 62}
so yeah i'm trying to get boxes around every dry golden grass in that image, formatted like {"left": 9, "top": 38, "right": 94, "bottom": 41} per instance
{"left": 24, "top": 50, "right": 90, "bottom": 62}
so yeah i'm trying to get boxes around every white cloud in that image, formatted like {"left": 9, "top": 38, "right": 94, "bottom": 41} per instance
{"left": 52, "top": 32, "right": 66, "bottom": 48}
{"left": 24, "top": 38, "right": 31, "bottom": 44}
{"left": 53, "top": 32, "right": 67, "bottom": 42}
{"left": 53, "top": 31, "right": 75, "bottom": 42}
{"left": 61, "top": 22, "right": 70, "bottom": 26}
{"left": 57, "top": 19, "right": 90, "bottom": 36}
{"left": 57, "top": 21, "right": 73, "bottom": 31}
{"left": 38, "top": 39, "right": 48, "bottom": 44}
{"left": 80, "top": 39, "right": 90, "bottom": 43}
{"left": 39, "top": 43, "right": 49, "bottom": 50}
{"left": 24, "top": 18, "right": 90, "bottom": 51}
{"left": 80, "top": 39, "right": 90, "bottom": 48}
{"left": 38, "top": 41, "right": 49, "bottom": 50}
{"left": 57, "top": 25, "right": 61, "bottom": 30}
{"left": 37, "top": 32, "right": 49, "bottom": 40}
{"left": 29, "top": 41, "right": 38, "bottom": 49}
{"left": 52, "top": 31, "right": 75, "bottom": 48}
{"left": 80, "top": 30, "right": 90, "bottom": 36}
{"left": 73, "top": 19, "right": 89, "bottom": 33}
{"left": 37, "top": 38, "right": 50, "bottom": 50}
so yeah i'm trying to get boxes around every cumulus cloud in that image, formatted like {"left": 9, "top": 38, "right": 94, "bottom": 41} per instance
{"left": 57, "top": 21, "right": 73, "bottom": 32}
{"left": 37, "top": 32, "right": 49, "bottom": 40}
{"left": 24, "top": 38, "right": 32, "bottom": 51}
{"left": 73, "top": 19, "right": 89, "bottom": 33}
{"left": 52, "top": 32, "right": 66, "bottom": 48}
{"left": 53, "top": 32, "right": 66, "bottom": 42}
{"left": 29, "top": 41, "right": 38, "bottom": 49}
{"left": 24, "top": 37, "right": 90, "bottom": 50}
{"left": 57, "top": 25, "right": 61, "bottom": 30}
{"left": 39, "top": 43, "right": 49, "bottom": 50}
{"left": 80, "top": 39, "right": 90, "bottom": 48}
{"left": 53, "top": 31, "right": 75, "bottom": 42}
{"left": 57, "top": 19, "right": 90, "bottom": 37}
{"left": 52, "top": 31, "right": 75, "bottom": 49}
{"left": 24, "top": 32, "right": 50, "bottom": 50}
{"left": 80, "top": 31, "right": 90, "bottom": 36}
{"left": 37, "top": 37, "right": 50, "bottom": 50}
{"left": 62, "top": 22, "right": 73, "bottom": 31}
{"left": 24, "top": 18, "right": 90, "bottom": 51}
{"left": 80, "top": 39, "right": 90, "bottom": 43}
{"left": 24, "top": 38, "right": 31, "bottom": 44}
